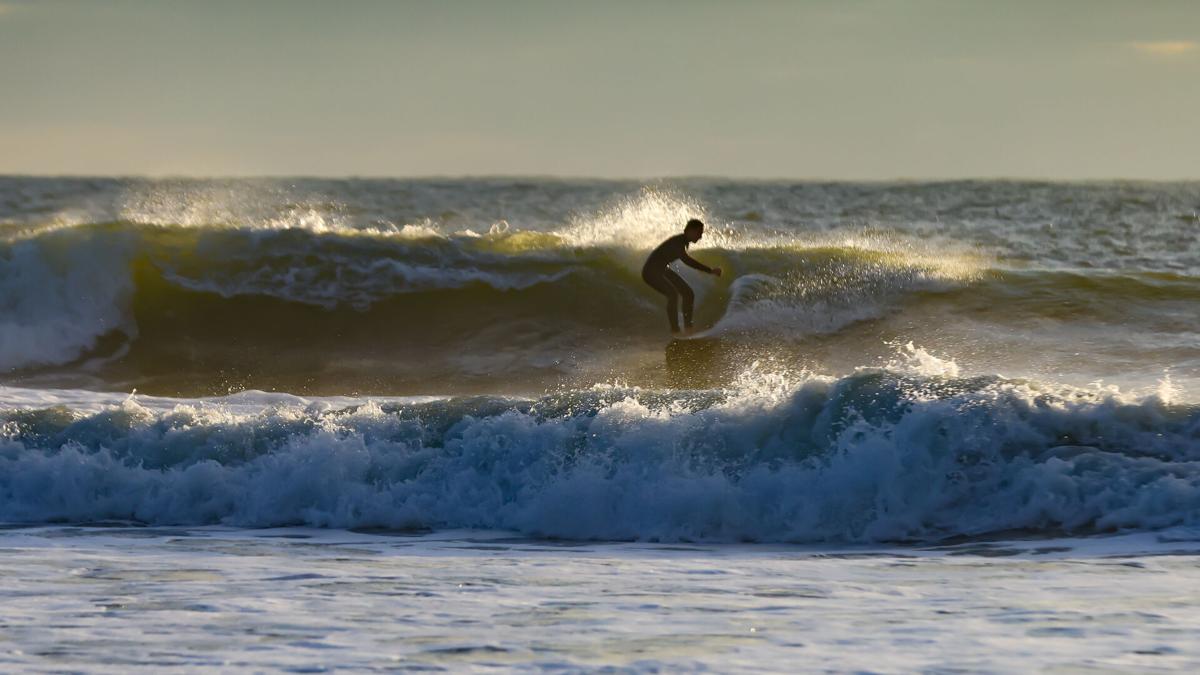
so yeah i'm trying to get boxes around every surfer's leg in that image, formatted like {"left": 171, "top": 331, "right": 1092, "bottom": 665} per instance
{"left": 643, "top": 270, "right": 681, "bottom": 332}
{"left": 665, "top": 292, "right": 680, "bottom": 332}
{"left": 663, "top": 269, "right": 694, "bottom": 329}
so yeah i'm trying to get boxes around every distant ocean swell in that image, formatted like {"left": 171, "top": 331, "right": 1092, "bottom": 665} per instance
{"left": 2, "top": 367, "right": 1198, "bottom": 542}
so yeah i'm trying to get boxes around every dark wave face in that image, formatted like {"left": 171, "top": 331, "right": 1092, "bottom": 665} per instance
{"left": 0, "top": 222, "right": 969, "bottom": 394}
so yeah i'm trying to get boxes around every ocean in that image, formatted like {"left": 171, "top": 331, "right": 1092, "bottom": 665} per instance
{"left": 2, "top": 176, "right": 1199, "bottom": 670}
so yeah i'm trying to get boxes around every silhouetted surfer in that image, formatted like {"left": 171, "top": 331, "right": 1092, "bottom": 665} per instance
{"left": 642, "top": 219, "right": 722, "bottom": 334}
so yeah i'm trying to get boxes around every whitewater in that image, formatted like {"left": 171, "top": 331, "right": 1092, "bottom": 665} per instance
{"left": 3, "top": 176, "right": 1200, "bottom": 671}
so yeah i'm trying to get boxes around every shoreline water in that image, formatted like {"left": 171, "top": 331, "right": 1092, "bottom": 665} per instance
{"left": 2, "top": 525, "right": 1199, "bottom": 671}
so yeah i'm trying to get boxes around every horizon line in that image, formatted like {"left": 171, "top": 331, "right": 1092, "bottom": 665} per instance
{"left": 2, "top": 172, "right": 1199, "bottom": 184}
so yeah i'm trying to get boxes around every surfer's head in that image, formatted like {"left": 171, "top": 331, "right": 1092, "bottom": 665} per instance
{"left": 684, "top": 218, "right": 704, "bottom": 243}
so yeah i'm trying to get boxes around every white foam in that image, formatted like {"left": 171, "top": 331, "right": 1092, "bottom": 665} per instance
{"left": 0, "top": 228, "right": 136, "bottom": 370}
{"left": 884, "top": 341, "right": 961, "bottom": 378}
{"left": 2, "top": 370, "right": 1198, "bottom": 542}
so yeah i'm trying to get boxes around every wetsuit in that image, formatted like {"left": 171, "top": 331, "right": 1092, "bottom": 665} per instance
{"left": 642, "top": 233, "right": 713, "bottom": 332}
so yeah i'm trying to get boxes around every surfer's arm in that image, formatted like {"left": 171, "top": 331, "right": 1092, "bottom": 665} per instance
{"left": 679, "top": 252, "right": 716, "bottom": 275}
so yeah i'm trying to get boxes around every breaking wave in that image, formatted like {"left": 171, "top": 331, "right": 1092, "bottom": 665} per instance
{"left": 0, "top": 216, "right": 975, "bottom": 383}
{"left": 1, "top": 362, "right": 1198, "bottom": 542}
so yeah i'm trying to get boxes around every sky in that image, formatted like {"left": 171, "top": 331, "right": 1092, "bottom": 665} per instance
{"left": 1, "top": 0, "right": 1198, "bottom": 179}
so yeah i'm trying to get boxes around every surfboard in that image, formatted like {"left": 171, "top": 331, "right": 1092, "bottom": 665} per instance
{"left": 673, "top": 325, "right": 718, "bottom": 340}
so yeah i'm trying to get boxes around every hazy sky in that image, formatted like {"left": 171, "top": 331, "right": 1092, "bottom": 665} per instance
{"left": 1, "top": 0, "right": 1198, "bottom": 179}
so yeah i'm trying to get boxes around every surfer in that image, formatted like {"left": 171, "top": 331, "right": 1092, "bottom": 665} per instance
{"left": 642, "top": 219, "right": 722, "bottom": 335}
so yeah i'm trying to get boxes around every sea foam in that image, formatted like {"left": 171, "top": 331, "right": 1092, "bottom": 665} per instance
{"left": 2, "top": 364, "right": 1198, "bottom": 542}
